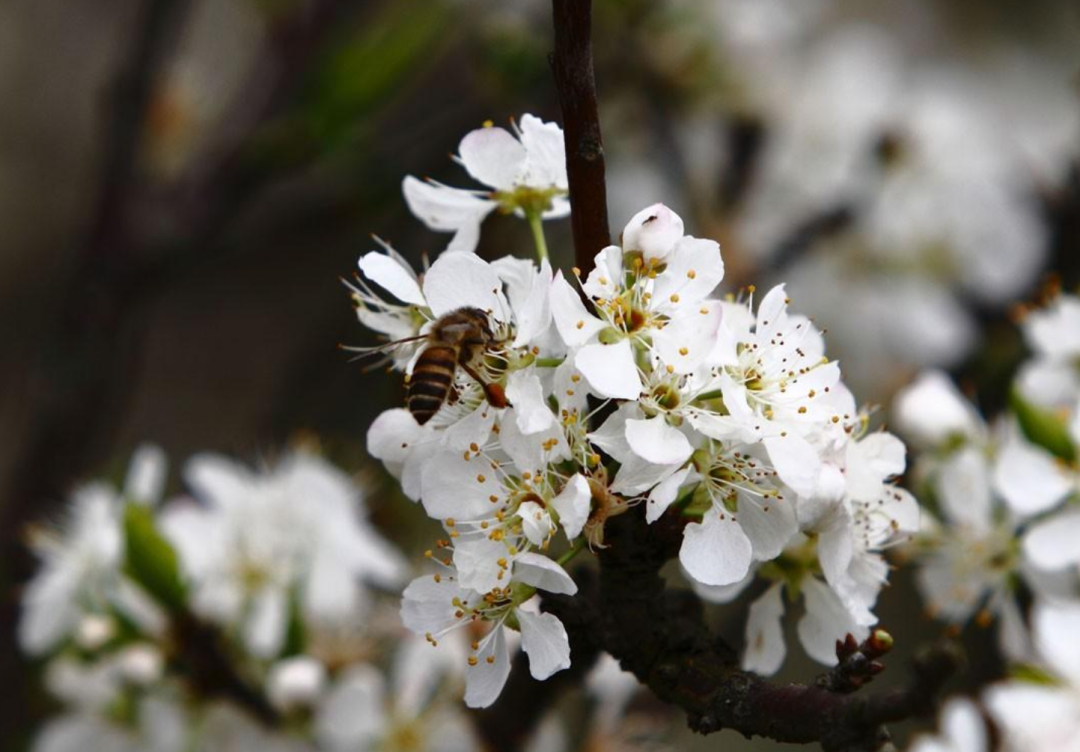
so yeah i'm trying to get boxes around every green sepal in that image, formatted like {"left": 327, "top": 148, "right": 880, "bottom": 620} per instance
{"left": 122, "top": 504, "right": 187, "bottom": 614}
{"left": 1010, "top": 389, "right": 1077, "bottom": 462}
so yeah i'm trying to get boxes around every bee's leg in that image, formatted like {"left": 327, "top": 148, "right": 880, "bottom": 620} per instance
{"left": 460, "top": 362, "right": 510, "bottom": 409}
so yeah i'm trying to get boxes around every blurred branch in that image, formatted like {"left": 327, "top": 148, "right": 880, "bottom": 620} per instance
{"left": 0, "top": 0, "right": 374, "bottom": 743}
{"left": 551, "top": 0, "right": 610, "bottom": 273}
{"left": 173, "top": 611, "right": 279, "bottom": 725}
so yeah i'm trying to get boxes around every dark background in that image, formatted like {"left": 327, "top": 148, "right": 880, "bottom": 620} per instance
{"left": 1, "top": 0, "right": 1077, "bottom": 748}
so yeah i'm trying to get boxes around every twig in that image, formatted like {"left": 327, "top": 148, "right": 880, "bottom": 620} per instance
{"left": 585, "top": 506, "right": 961, "bottom": 752}
{"left": 551, "top": 0, "right": 610, "bottom": 273}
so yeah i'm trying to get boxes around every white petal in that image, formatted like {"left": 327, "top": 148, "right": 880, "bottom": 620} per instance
{"left": 518, "top": 114, "right": 567, "bottom": 189}
{"left": 184, "top": 454, "right": 252, "bottom": 510}
{"left": 551, "top": 474, "right": 592, "bottom": 540}
{"left": 497, "top": 407, "right": 570, "bottom": 473}
{"left": 845, "top": 432, "right": 906, "bottom": 501}
{"left": 739, "top": 494, "right": 798, "bottom": 562}
{"left": 940, "top": 698, "right": 988, "bottom": 752}
{"left": 985, "top": 683, "right": 1078, "bottom": 748}
{"left": 458, "top": 126, "right": 527, "bottom": 190}
{"left": 550, "top": 273, "right": 606, "bottom": 348}
{"left": 996, "top": 596, "right": 1032, "bottom": 663}
{"left": 575, "top": 341, "right": 643, "bottom": 399}
{"left": 797, "top": 578, "right": 868, "bottom": 666}
{"left": 453, "top": 536, "right": 507, "bottom": 594}
{"left": 625, "top": 416, "right": 693, "bottom": 466}
{"left": 517, "top": 501, "right": 553, "bottom": 547}
{"left": 1024, "top": 509, "right": 1080, "bottom": 571}
{"left": 423, "top": 252, "right": 505, "bottom": 318}
{"left": 621, "top": 204, "right": 683, "bottom": 262}
{"left": 420, "top": 450, "right": 501, "bottom": 520}
{"left": 511, "top": 258, "right": 554, "bottom": 348}
{"left": 586, "top": 402, "right": 638, "bottom": 463}
{"left": 691, "top": 568, "right": 756, "bottom": 604}
{"left": 124, "top": 444, "right": 167, "bottom": 505}
{"left": 893, "top": 370, "right": 984, "bottom": 447}
{"left": 245, "top": 587, "right": 287, "bottom": 658}
{"left": 315, "top": 665, "right": 385, "bottom": 750}
{"left": 652, "top": 236, "right": 725, "bottom": 309}
{"left": 1033, "top": 599, "right": 1080, "bottom": 685}
{"left": 506, "top": 370, "right": 555, "bottom": 435}
{"left": 755, "top": 284, "right": 789, "bottom": 342}
{"left": 679, "top": 512, "right": 753, "bottom": 587}
{"left": 651, "top": 301, "right": 723, "bottom": 374}
{"left": 518, "top": 609, "right": 571, "bottom": 680}
{"left": 464, "top": 626, "right": 511, "bottom": 708}
{"left": 440, "top": 402, "right": 497, "bottom": 452}
{"left": 304, "top": 546, "right": 359, "bottom": 623}
{"left": 742, "top": 583, "right": 786, "bottom": 675}
{"left": 935, "top": 445, "right": 993, "bottom": 531}
{"left": 763, "top": 434, "right": 821, "bottom": 498}
{"left": 814, "top": 503, "right": 854, "bottom": 587}
{"left": 401, "top": 575, "right": 468, "bottom": 636}
{"left": 366, "top": 408, "right": 424, "bottom": 479}
{"left": 447, "top": 220, "right": 483, "bottom": 254}
{"left": 358, "top": 251, "right": 425, "bottom": 306}
{"left": 610, "top": 455, "right": 683, "bottom": 496}
{"left": 402, "top": 176, "right": 493, "bottom": 239}
{"left": 993, "top": 430, "right": 1073, "bottom": 516}
{"left": 582, "top": 245, "right": 624, "bottom": 300}
{"left": 646, "top": 467, "right": 692, "bottom": 523}
{"left": 513, "top": 553, "right": 578, "bottom": 595}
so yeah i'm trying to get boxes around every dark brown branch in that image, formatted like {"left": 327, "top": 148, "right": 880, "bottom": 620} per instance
{"left": 173, "top": 611, "right": 279, "bottom": 726}
{"left": 551, "top": 0, "right": 610, "bottom": 273}
{"left": 586, "top": 506, "right": 961, "bottom": 752}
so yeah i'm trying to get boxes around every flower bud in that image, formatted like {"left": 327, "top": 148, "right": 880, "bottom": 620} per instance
{"left": 75, "top": 614, "right": 115, "bottom": 651}
{"left": 118, "top": 644, "right": 164, "bottom": 686}
{"left": 267, "top": 655, "right": 327, "bottom": 711}
{"left": 622, "top": 203, "right": 684, "bottom": 262}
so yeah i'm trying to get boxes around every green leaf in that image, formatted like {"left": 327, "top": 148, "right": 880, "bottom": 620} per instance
{"left": 123, "top": 504, "right": 187, "bottom": 613}
{"left": 1010, "top": 389, "right": 1077, "bottom": 462}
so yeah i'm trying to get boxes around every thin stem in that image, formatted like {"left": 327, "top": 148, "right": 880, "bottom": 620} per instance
{"left": 528, "top": 211, "right": 550, "bottom": 262}
{"left": 556, "top": 537, "right": 586, "bottom": 567}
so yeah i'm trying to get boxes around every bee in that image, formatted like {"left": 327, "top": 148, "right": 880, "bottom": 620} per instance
{"left": 405, "top": 307, "right": 509, "bottom": 425}
{"left": 347, "top": 306, "right": 508, "bottom": 425}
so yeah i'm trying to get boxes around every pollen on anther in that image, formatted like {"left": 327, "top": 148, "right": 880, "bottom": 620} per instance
{"left": 670, "top": 294, "right": 680, "bottom": 303}
{"left": 477, "top": 474, "right": 487, "bottom": 483}
{"left": 679, "top": 347, "right": 689, "bottom": 356}
{"left": 486, "top": 656, "right": 495, "bottom": 664}
{"left": 687, "top": 270, "right": 696, "bottom": 279}
{"left": 576, "top": 320, "right": 585, "bottom": 329}
{"left": 468, "top": 657, "right": 478, "bottom": 667}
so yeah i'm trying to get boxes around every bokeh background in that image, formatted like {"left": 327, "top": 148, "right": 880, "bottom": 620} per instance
{"left": 1, "top": 0, "right": 1077, "bottom": 749}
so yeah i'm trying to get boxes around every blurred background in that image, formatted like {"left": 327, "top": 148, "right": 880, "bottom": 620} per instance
{"left": 1, "top": 0, "right": 1077, "bottom": 749}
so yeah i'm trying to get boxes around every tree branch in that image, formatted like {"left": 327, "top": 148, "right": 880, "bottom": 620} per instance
{"left": 551, "top": 0, "right": 610, "bottom": 273}
{"left": 587, "top": 506, "right": 961, "bottom": 752}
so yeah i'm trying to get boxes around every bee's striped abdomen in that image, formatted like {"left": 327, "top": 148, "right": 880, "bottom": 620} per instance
{"left": 408, "top": 344, "right": 458, "bottom": 425}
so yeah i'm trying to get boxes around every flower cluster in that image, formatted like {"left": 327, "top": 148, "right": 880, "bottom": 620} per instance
{"left": 20, "top": 446, "right": 481, "bottom": 752}
{"left": 895, "top": 293, "right": 1080, "bottom": 661}
{"left": 354, "top": 115, "right": 921, "bottom": 707}
{"left": 909, "top": 600, "right": 1080, "bottom": 752}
